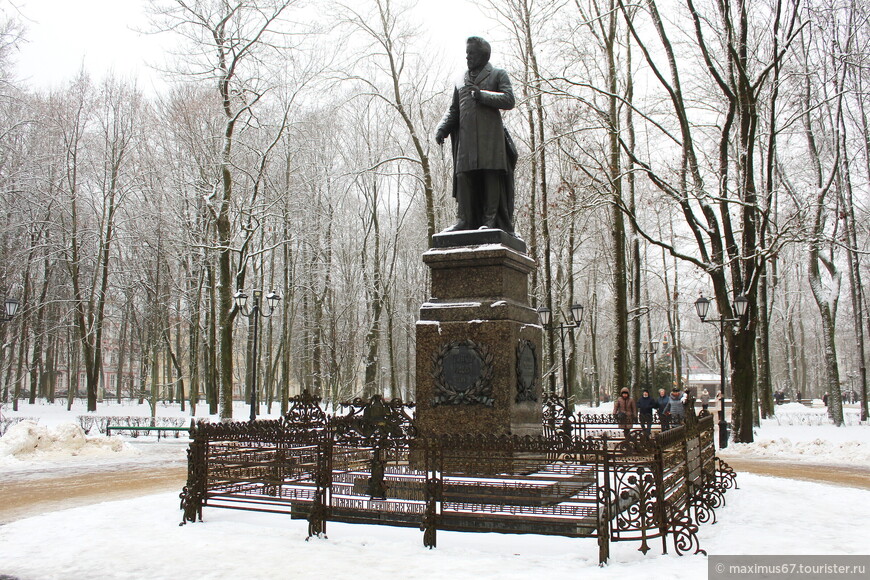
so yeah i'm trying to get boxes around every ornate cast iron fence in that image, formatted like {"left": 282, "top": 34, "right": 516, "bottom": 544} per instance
{"left": 180, "top": 391, "right": 735, "bottom": 565}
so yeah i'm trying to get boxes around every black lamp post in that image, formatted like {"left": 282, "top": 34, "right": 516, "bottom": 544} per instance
{"left": 234, "top": 289, "right": 280, "bottom": 422}
{"left": 694, "top": 292, "right": 748, "bottom": 448}
{"left": 644, "top": 339, "right": 659, "bottom": 393}
{"left": 537, "top": 303, "right": 584, "bottom": 412}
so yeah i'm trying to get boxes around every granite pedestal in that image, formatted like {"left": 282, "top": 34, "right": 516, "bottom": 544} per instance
{"left": 415, "top": 230, "right": 543, "bottom": 437}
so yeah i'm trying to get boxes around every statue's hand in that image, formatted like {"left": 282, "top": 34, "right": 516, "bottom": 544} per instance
{"left": 470, "top": 85, "right": 482, "bottom": 100}
{"left": 435, "top": 133, "right": 445, "bottom": 145}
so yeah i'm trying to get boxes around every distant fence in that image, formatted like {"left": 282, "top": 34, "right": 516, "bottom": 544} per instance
{"left": 180, "top": 392, "right": 736, "bottom": 565}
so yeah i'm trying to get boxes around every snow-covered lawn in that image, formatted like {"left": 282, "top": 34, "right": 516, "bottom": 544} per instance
{"left": 0, "top": 399, "right": 867, "bottom": 579}
{"left": 1, "top": 398, "right": 266, "bottom": 429}
{"left": 717, "top": 403, "right": 870, "bottom": 466}
{"left": 0, "top": 473, "right": 867, "bottom": 580}
{"left": 0, "top": 400, "right": 260, "bottom": 479}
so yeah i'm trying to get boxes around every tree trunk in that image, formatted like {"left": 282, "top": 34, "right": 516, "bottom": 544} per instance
{"left": 607, "top": 0, "right": 629, "bottom": 396}
{"left": 116, "top": 299, "right": 129, "bottom": 404}
{"left": 217, "top": 158, "right": 235, "bottom": 420}
{"left": 757, "top": 267, "right": 773, "bottom": 418}
{"left": 205, "top": 260, "right": 218, "bottom": 414}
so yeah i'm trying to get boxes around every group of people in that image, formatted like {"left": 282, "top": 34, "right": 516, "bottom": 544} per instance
{"left": 613, "top": 386, "right": 688, "bottom": 437}
{"left": 773, "top": 390, "right": 803, "bottom": 404}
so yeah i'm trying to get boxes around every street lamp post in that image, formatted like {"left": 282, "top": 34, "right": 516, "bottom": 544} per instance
{"left": 694, "top": 292, "right": 749, "bottom": 448}
{"left": 537, "top": 304, "right": 584, "bottom": 412}
{"left": 3, "top": 295, "right": 20, "bottom": 410}
{"left": 234, "top": 289, "right": 280, "bottom": 422}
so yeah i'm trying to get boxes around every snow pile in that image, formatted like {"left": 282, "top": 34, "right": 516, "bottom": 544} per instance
{"left": 0, "top": 420, "right": 128, "bottom": 460}
{"left": 0, "top": 416, "right": 40, "bottom": 436}
{"left": 722, "top": 436, "right": 870, "bottom": 465}
{"left": 712, "top": 403, "right": 870, "bottom": 466}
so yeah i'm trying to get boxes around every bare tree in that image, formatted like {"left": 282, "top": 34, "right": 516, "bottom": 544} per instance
{"left": 50, "top": 74, "right": 142, "bottom": 412}
{"left": 148, "top": 0, "right": 304, "bottom": 419}
{"left": 604, "top": 0, "right": 802, "bottom": 441}
{"left": 797, "top": 5, "right": 849, "bottom": 426}
{"left": 338, "top": 0, "right": 440, "bottom": 245}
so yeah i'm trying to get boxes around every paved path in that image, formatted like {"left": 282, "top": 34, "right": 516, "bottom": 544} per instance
{"left": 723, "top": 457, "right": 870, "bottom": 490}
{"left": 0, "top": 465, "right": 186, "bottom": 524}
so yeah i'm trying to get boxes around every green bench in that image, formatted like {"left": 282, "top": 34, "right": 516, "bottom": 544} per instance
{"left": 106, "top": 425, "right": 190, "bottom": 440}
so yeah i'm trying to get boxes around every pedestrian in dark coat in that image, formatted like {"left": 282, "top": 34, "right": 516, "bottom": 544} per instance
{"left": 637, "top": 388, "right": 656, "bottom": 436}
{"left": 657, "top": 388, "right": 670, "bottom": 430}
{"left": 613, "top": 387, "right": 637, "bottom": 436}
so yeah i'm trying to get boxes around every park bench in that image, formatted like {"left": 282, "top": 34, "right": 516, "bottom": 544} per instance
{"left": 106, "top": 425, "right": 190, "bottom": 440}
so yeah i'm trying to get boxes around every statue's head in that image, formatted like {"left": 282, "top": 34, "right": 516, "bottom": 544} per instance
{"left": 466, "top": 36, "right": 491, "bottom": 71}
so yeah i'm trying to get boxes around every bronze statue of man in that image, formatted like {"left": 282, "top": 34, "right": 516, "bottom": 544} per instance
{"left": 436, "top": 37, "right": 517, "bottom": 234}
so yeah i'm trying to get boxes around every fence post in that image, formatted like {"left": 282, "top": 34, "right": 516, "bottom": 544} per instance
{"left": 308, "top": 430, "right": 330, "bottom": 539}
{"left": 597, "top": 451, "right": 611, "bottom": 565}
{"left": 654, "top": 436, "right": 668, "bottom": 554}
{"left": 422, "top": 437, "right": 440, "bottom": 549}
{"left": 179, "top": 419, "right": 206, "bottom": 525}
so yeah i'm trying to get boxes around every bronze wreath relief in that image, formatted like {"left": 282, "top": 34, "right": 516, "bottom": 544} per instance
{"left": 432, "top": 340, "right": 495, "bottom": 406}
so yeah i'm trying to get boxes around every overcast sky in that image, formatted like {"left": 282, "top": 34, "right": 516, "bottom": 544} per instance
{"left": 12, "top": 0, "right": 501, "bottom": 93}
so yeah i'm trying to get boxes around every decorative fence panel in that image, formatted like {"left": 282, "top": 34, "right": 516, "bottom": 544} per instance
{"left": 180, "top": 392, "right": 734, "bottom": 565}
{"left": 425, "top": 433, "right": 607, "bottom": 561}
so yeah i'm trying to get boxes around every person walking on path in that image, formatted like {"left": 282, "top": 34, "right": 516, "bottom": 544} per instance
{"left": 664, "top": 387, "right": 686, "bottom": 427}
{"left": 637, "top": 388, "right": 656, "bottom": 436}
{"left": 657, "top": 388, "right": 670, "bottom": 431}
{"left": 614, "top": 387, "right": 637, "bottom": 437}
{"left": 700, "top": 387, "right": 710, "bottom": 411}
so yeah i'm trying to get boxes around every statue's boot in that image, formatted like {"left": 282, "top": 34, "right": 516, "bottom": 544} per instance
{"left": 446, "top": 187, "right": 474, "bottom": 231}
{"left": 480, "top": 186, "right": 500, "bottom": 229}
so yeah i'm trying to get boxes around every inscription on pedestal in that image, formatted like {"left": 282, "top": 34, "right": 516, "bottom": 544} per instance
{"left": 432, "top": 340, "right": 494, "bottom": 407}
{"left": 516, "top": 340, "right": 537, "bottom": 403}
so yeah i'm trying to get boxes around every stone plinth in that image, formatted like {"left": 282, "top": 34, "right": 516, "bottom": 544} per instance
{"left": 415, "top": 233, "right": 543, "bottom": 437}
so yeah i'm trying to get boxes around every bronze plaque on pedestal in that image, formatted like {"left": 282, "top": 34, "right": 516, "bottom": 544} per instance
{"left": 433, "top": 340, "right": 494, "bottom": 407}
{"left": 516, "top": 340, "right": 537, "bottom": 403}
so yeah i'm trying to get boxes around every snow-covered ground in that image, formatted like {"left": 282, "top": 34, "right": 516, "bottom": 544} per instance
{"left": 1, "top": 398, "right": 272, "bottom": 429}
{"left": 0, "top": 400, "right": 224, "bottom": 481}
{"left": 718, "top": 403, "right": 870, "bottom": 466}
{"left": 0, "top": 399, "right": 867, "bottom": 579}
{"left": 0, "top": 474, "right": 867, "bottom": 579}
{"left": 0, "top": 420, "right": 189, "bottom": 483}
{"left": 0, "top": 400, "right": 270, "bottom": 480}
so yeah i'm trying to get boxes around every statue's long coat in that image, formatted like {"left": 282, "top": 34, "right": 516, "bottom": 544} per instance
{"left": 437, "top": 62, "right": 516, "bottom": 175}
